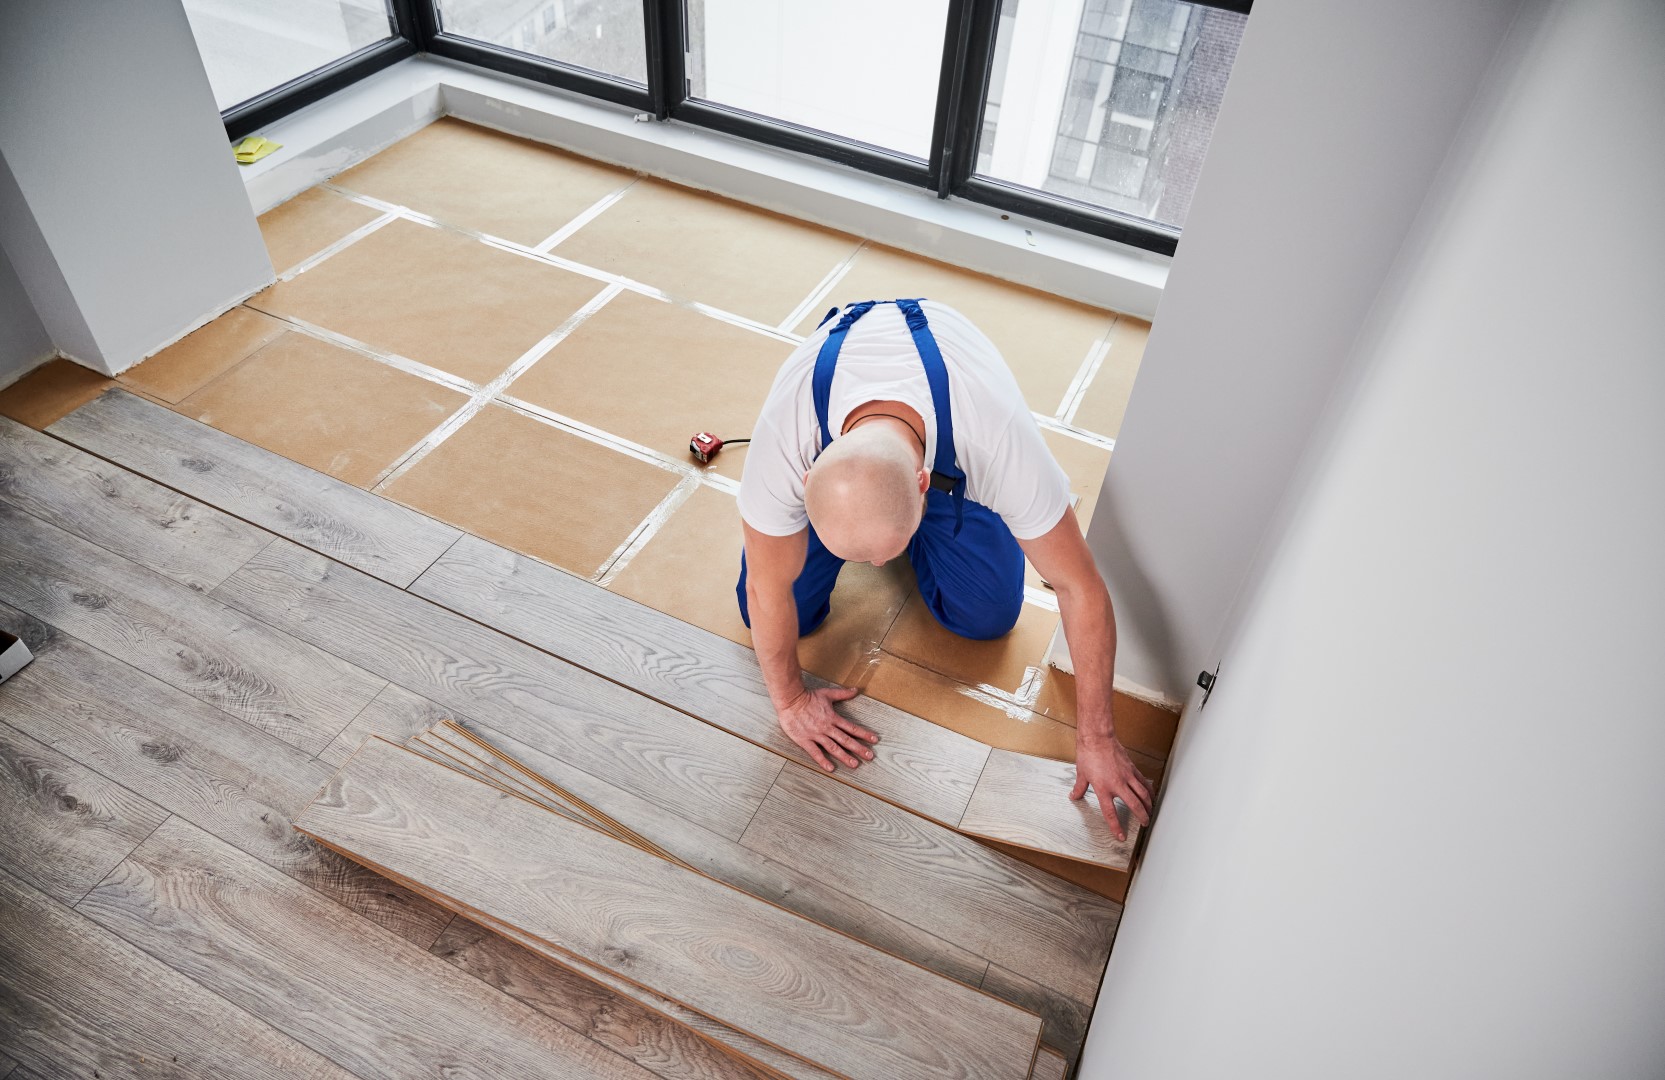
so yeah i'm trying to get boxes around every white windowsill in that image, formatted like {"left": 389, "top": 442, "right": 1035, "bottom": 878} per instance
{"left": 237, "top": 56, "right": 1168, "bottom": 317}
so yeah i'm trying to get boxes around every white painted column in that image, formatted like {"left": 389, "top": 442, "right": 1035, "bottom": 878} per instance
{"left": 0, "top": 0, "right": 273, "bottom": 376}
{"left": 1084, "top": 1, "right": 1665, "bottom": 1077}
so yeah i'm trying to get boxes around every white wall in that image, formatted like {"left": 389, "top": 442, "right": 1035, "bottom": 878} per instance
{"left": 0, "top": 240, "right": 53, "bottom": 387}
{"left": 1086, "top": 0, "right": 1523, "bottom": 699}
{"left": 0, "top": 0, "right": 272, "bottom": 376}
{"left": 1085, "top": 1, "right": 1665, "bottom": 1076}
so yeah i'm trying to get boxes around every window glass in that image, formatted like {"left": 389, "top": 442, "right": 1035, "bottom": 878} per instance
{"left": 686, "top": 0, "right": 950, "bottom": 160}
{"left": 977, "top": 0, "right": 1246, "bottom": 229}
{"left": 437, "top": 0, "right": 648, "bottom": 85}
{"left": 183, "top": 0, "right": 397, "bottom": 110}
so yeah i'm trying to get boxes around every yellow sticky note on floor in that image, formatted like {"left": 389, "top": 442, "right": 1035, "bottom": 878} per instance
{"left": 234, "top": 135, "right": 281, "bottom": 165}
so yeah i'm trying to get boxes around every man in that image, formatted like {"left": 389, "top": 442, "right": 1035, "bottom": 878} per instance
{"left": 736, "top": 297, "right": 1153, "bottom": 840}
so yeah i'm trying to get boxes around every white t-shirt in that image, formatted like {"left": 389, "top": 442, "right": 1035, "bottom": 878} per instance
{"left": 737, "top": 300, "right": 1071, "bottom": 541}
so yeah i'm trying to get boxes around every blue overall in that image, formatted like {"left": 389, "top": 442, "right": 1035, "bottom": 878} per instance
{"left": 736, "top": 299, "right": 1025, "bottom": 641}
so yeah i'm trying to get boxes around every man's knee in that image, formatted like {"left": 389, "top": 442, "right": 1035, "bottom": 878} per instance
{"left": 933, "top": 588, "right": 1023, "bottom": 641}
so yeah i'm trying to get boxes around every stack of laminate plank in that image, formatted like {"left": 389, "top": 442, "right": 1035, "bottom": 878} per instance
{"left": 297, "top": 728, "right": 1049, "bottom": 1080}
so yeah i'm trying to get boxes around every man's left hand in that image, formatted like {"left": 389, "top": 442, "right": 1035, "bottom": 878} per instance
{"left": 1070, "top": 734, "right": 1154, "bottom": 842}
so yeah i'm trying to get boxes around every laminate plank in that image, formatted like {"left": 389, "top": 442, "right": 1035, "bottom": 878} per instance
{"left": 79, "top": 816, "right": 653, "bottom": 1080}
{"left": 0, "top": 868, "right": 355, "bottom": 1079}
{"left": 0, "top": 503, "right": 385, "bottom": 756}
{"left": 739, "top": 764, "right": 1119, "bottom": 1006}
{"left": 319, "top": 681, "right": 452, "bottom": 767}
{"left": 0, "top": 720, "right": 168, "bottom": 904}
{"left": 47, "top": 389, "right": 460, "bottom": 587}
{"left": 411, "top": 533, "right": 990, "bottom": 825}
{"left": 0, "top": 603, "right": 449, "bottom": 947}
{"left": 214, "top": 542, "right": 780, "bottom": 840}
{"left": 0, "top": 415, "right": 270, "bottom": 593}
{"left": 982, "top": 963, "right": 1094, "bottom": 1069}
{"left": 432, "top": 918, "right": 776, "bottom": 1080}
{"left": 298, "top": 738, "right": 1043, "bottom": 1080}
{"left": 1030, "top": 1047, "right": 1068, "bottom": 1080}
{"left": 457, "top": 904, "right": 820, "bottom": 1080}
{"left": 446, "top": 717, "right": 992, "bottom": 993}
{"left": 960, "top": 749, "right": 1138, "bottom": 869}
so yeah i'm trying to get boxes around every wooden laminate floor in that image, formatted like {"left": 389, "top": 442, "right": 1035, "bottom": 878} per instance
{"left": 0, "top": 401, "right": 1115, "bottom": 1078}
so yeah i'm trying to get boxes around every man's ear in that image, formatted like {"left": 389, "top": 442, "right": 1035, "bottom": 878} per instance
{"left": 917, "top": 469, "right": 930, "bottom": 494}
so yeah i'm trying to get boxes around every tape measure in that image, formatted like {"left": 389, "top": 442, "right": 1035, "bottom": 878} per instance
{"left": 689, "top": 432, "right": 750, "bottom": 463}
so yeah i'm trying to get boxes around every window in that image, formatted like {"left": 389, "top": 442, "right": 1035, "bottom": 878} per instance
{"left": 436, "top": 0, "right": 648, "bottom": 85}
{"left": 195, "top": 0, "right": 1249, "bottom": 253}
{"left": 183, "top": 0, "right": 399, "bottom": 111}
{"left": 976, "top": 0, "right": 1247, "bottom": 229}
{"left": 685, "top": 0, "right": 951, "bottom": 161}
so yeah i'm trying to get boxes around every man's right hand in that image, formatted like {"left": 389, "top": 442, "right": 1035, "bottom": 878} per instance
{"left": 777, "top": 686, "right": 880, "bottom": 773}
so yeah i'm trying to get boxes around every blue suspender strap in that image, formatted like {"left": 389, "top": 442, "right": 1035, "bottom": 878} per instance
{"left": 896, "top": 298, "right": 967, "bottom": 535}
{"left": 811, "top": 300, "right": 877, "bottom": 451}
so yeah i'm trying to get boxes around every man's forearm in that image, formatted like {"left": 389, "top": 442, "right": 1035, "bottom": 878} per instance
{"left": 746, "top": 579, "right": 809, "bottom": 710}
{"left": 1056, "top": 579, "right": 1118, "bottom": 745}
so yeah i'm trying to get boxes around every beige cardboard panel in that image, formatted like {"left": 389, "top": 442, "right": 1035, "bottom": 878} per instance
{"left": 1032, "top": 669, "right": 1181, "bottom": 759}
{"left": 860, "top": 654, "right": 1078, "bottom": 762}
{"left": 0, "top": 361, "right": 114, "bottom": 430}
{"left": 882, "top": 591, "right": 1059, "bottom": 694}
{"left": 176, "top": 331, "right": 466, "bottom": 489}
{"left": 511, "top": 291, "right": 792, "bottom": 482}
{"left": 798, "top": 244, "right": 1118, "bottom": 415}
{"left": 257, "top": 186, "right": 384, "bottom": 275}
{"left": 1068, "top": 316, "right": 1151, "bottom": 440}
{"left": 383, "top": 404, "right": 679, "bottom": 578}
{"left": 119, "top": 306, "right": 289, "bottom": 404}
{"left": 606, "top": 484, "right": 912, "bottom": 685}
{"left": 554, "top": 179, "right": 861, "bottom": 325}
{"left": 249, "top": 218, "right": 606, "bottom": 386}
{"left": 333, "top": 117, "right": 637, "bottom": 247}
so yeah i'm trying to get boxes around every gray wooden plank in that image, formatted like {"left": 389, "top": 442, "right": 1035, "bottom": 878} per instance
{"left": 411, "top": 533, "right": 991, "bottom": 826}
{"left": 739, "top": 763, "right": 1120, "bottom": 1007}
{"left": 0, "top": 415, "right": 271, "bottom": 593}
{"left": 213, "top": 541, "right": 780, "bottom": 841}
{"left": 1030, "top": 1046, "right": 1068, "bottom": 1080}
{"left": 47, "top": 389, "right": 460, "bottom": 587}
{"left": 0, "top": 868, "right": 356, "bottom": 1080}
{"left": 319, "top": 682, "right": 455, "bottom": 767}
{"left": 432, "top": 918, "right": 775, "bottom": 1080}
{"left": 0, "top": 502, "right": 385, "bottom": 757}
{"left": 0, "top": 603, "right": 450, "bottom": 949}
{"left": 299, "top": 737, "right": 1043, "bottom": 1080}
{"left": 959, "top": 749, "right": 1138, "bottom": 869}
{"left": 0, "top": 720, "right": 168, "bottom": 904}
{"left": 982, "top": 963, "right": 1094, "bottom": 1070}
{"left": 450, "top": 716, "right": 993, "bottom": 993}
{"left": 79, "top": 816, "right": 653, "bottom": 1080}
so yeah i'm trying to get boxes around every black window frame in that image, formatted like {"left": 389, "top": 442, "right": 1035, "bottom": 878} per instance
{"left": 219, "top": 0, "right": 1251, "bottom": 256}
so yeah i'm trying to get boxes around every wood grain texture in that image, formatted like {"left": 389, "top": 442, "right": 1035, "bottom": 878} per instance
{"left": 0, "top": 415, "right": 271, "bottom": 593}
{"left": 79, "top": 816, "right": 653, "bottom": 1080}
{"left": 298, "top": 738, "right": 1043, "bottom": 1080}
{"left": 982, "top": 963, "right": 1094, "bottom": 1071}
{"left": 740, "top": 764, "right": 1119, "bottom": 1006}
{"left": 47, "top": 390, "right": 460, "bottom": 587}
{"left": 0, "top": 603, "right": 449, "bottom": 948}
{"left": 0, "top": 721, "right": 168, "bottom": 904}
{"left": 319, "top": 681, "right": 453, "bottom": 767}
{"left": 446, "top": 717, "right": 992, "bottom": 993}
{"left": 0, "top": 868, "right": 354, "bottom": 1080}
{"left": 432, "top": 918, "right": 776, "bottom": 1080}
{"left": 1030, "top": 1047, "right": 1068, "bottom": 1080}
{"left": 411, "top": 533, "right": 990, "bottom": 825}
{"left": 214, "top": 541, "right": 780, "bottom": 840}
{"left": 959, "top": 749, "right": 1138, "bottom": 869}
{"left": 0, "top": 503, "right": 385, "bottom": 756}
{"left": 426, "top": 890, "right": 815, "bottom": 1080}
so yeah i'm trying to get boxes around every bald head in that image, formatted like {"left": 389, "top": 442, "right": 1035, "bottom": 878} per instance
{"left": 805, "top": 423, "right": 927, "bottom": 564}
